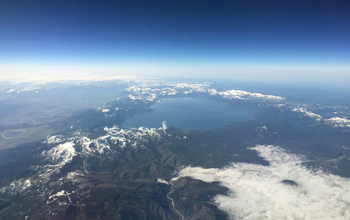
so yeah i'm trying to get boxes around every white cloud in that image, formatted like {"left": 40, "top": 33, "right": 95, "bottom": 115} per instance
{"left": 157, "top": 178, "right": 169, "bottom": 185}
{"left": 0, "top": 70, "right": 136, "bottom": 84}
{"left": 174, "top": 145, "right": 350, "bottom": 220}
{"left": 4, "top": 86, "right": 41, "bottom": 94}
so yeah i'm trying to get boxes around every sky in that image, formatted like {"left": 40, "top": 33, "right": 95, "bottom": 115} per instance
{"left": 0, "top": 0, "right": 349, "bottom": 84}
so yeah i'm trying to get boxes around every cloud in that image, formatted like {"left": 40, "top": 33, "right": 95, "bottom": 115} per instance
{"left": 0, "top": 67, "right": 136, "bottom": 84}
{"left": 174, "top": 145, "right": 350, "bottom": 220}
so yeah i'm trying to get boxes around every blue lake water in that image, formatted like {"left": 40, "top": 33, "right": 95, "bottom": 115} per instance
{"left": 123, "top": 97, "right": 255, "bottom": 130}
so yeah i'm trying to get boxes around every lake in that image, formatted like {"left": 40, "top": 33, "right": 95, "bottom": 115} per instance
{"left": 123, "top": 97, "right": 255, "bottom": 130}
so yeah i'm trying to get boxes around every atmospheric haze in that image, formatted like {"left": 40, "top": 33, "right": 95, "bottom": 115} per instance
{"left": 1, "top": 0, "right": 350, "bottom": 219}
{"left": 1, "top": 0, "right": 350, "bottom": 86}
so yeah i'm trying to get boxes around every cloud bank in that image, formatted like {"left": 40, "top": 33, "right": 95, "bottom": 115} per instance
{"left": 174, "top": 145, "right": 350, "bottom": 220}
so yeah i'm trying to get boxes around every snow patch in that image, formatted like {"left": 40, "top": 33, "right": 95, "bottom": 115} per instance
{"left": 218, "top": 89, "right": 284, "bottom": 101}
{"left": 292, "top": 107, "right": 322, "bottom": 121}
{"left": 46, "top": 190, "right": 73, "bottom": 204}
{"left": 45, "top": 135, "right": 64, "bottom": 144}
{"left": 42, "top": 142, "right": 76, "bottom": 168}
{"left": 325, "top": 117, "right": 350, "bottom": 128}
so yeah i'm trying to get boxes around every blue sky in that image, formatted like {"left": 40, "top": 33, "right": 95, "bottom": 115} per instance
{"left": 0, "top": 0, "right": 349, "bottom": 84}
